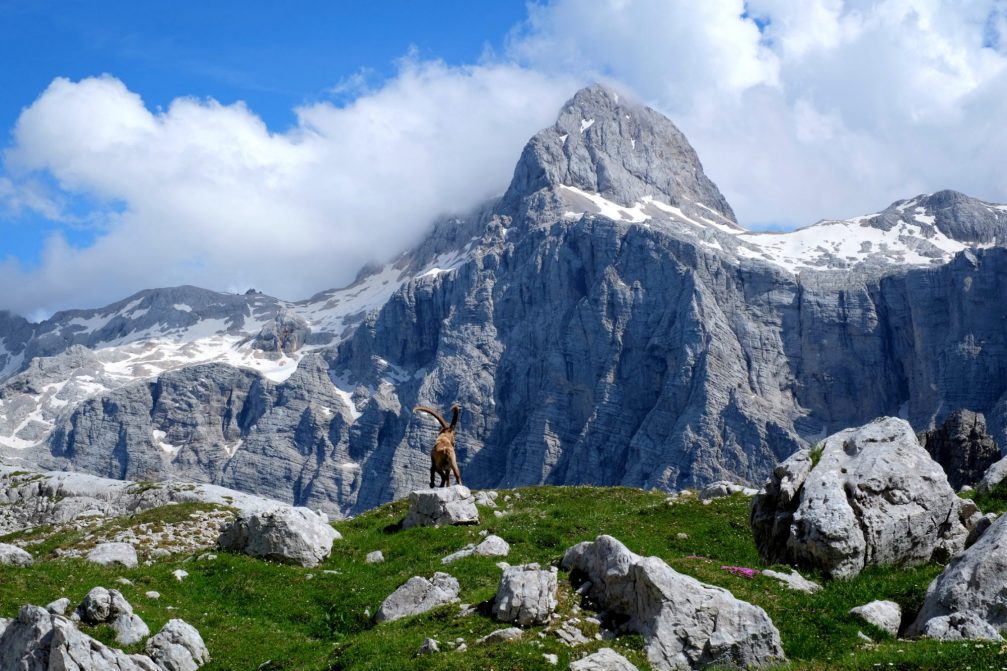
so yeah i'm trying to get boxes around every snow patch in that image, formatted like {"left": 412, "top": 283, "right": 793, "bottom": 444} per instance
{"left": 579, "top": 118, "right": 595, "bottom": 133}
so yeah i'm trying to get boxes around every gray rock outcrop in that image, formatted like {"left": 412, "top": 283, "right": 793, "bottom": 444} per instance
{"left": 217, "top": 506, "right": 340, "bottom": 567}
{"left": 491, "top": 563, "right": 558, "bottom": 626}
{"left": 561, "top": 535, "right": 785, "bottom": 670}
{"left": 918, "top": 410, "right": 1000, "bottom": 489}
{"left": 849, "top": 600, "right": 901, "bottom": 637}
{"left": 375, "top": 572, "right": 460, "bottom": 623}
{"left": 0, "top": 542, "right": 32, "bottom": 566}
{"left": 77, "top": 586, "right": 150, "bottom": 646}
{"left": 910, "top": 513, "right": 1007, "bottom": 639}
{"left": 145, "top": 619, "right": 210, "bottom": 671}
{"left": 402, "top": 486, "right": 479, "bottom": 528}
{"left": 751, "top": 417, "right": 968, "bottom": 579}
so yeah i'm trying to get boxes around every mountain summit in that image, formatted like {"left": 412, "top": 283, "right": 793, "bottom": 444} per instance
{"left": 503, "top": 85, "right": 736, "bottom": 222}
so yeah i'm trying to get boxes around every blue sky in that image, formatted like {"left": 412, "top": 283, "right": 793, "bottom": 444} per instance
{"left": 0, "top": 0, "right": 527, "bottom": 269}
{"left": 2, "top": 1, "right": 1007, "bottom": 319}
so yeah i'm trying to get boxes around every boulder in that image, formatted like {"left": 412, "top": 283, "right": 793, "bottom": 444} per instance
{"left": 918, "top": 612, "right": 1003, "bottom": 641}
{"left": 0, "top": 604, "right": 157, "bottom": 670}
{"left": 562, "top": 535, "right": 785, "bottom": 671}
{"left": 113, "top": 613, "right": 151, "bottom": 646}
{"left": 751, "top": 417, "right": 968, "bottom": 579}
{"left": 402, "top": 486, "right": 479, "bottom": 528}
{"left": 849, "top": 600, "right": 901, "bottom": 637}
{"left": 218, "top": 505, "right": 340, "bottom": 568}
{"left": 491, "top": 563, "right": 558, "bottom": 626}
{"left": 910, "top": 513, "right": 1007, "bottom": 639}
{"left": 78, "top": 586, "right": 133, "bottom": 624}
{"left": 86, "top": 542, "right": 138, "bottom": 568}
{"left": 0, "top": 543, "right": 33, "bottom": 567}
{"left": 46, "top": 598, "right": 71, "bottom": 615}
{"left": 477, "top": 627, "right": 524, "bottom": 644}
{"left": 966, "top": 512, "right": 998, "bottom": 547}
{"left": 375, "top": 572, "right": 460, "bottom": 623}
{"left": 918, "top": 410, "right": 1000, "bottom": 489}
{"left": 442, "top": 535, "right": 511, "bottom": 564}
{"left": 979, "top": 454, "right": 1007, "bottom": 493}
{"left": 570, "top": 648, "right": 640, "bottom": 671}
{"left": 145, "top": 619, "right": 210, "bottom": 671}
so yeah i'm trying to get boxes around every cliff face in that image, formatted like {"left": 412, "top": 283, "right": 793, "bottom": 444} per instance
{"left": 5, "top": 85, "right": 1007, "bottom": 516}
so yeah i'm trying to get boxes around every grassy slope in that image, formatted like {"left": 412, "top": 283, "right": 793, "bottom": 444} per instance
{"left": 0, "top": 488, "right": 1004, "bottom": 670}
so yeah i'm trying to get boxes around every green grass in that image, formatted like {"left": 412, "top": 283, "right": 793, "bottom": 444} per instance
{"left": 0, "top": 488, "right": 1003, "bottom": 670}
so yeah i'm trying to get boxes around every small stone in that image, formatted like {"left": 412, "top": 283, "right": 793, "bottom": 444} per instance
{"left": 146, "top": 619, "right": 210, "bottom": 670}
{"left": 416, "top": 638, "right": 440, "bottom": 655}
{"left": 543, "top": 653, "right": 559, "bottom": 665}
{"left": 675, "top": 532, "right": 688, "bottom": 540}
{"left": 849, "top": 600, "right": 902, "bottom": 637}
{"left": 173, "top": 569, "right": 189, "bottom": 582}
{"left": 146, "top": 591, "right": 161, "bottom": 600}
{"left": 365, "top": 550, "right": 385, "bottom": 564}
{"left": 455, "top": 643, "right": 468, "bottom": 653}
{"left": 375, "top": 572, "right": 461, "bottom": 623}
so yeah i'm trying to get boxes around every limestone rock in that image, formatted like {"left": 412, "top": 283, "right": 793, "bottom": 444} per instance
{"left": 145, "top": 619, "right": 210, "bottom": 671}
{"left": 375, "top": 572, "right": 460, "bottom": 623}
{"left": 698, "top": 481, "right": 758, "bottom": 501}
{"left": 761, "top": 569, "right": 821, "bottom": 594}
{"left": 113, "top": 613, "right": 151, "bottom": 646}
{"left": 751, "top": 417, "right": 968, "bottom": 579}
{"left": 570, "top": 648, "right": 640, "bottom": 671}
{"left": 910, "top": 514, "right": 1007, "bottom": 639}
{"left": 849, "top": 600, "right": 901, "bottom": 637}
{"left": 442, "top": 535, "right": 511, "bottom": 564}
{"left": 0, "top": 542, "right": 33, "bottom": 567}
{"left": 402, "top": 486, "right": 479, "bottom": 528}
{"left": 562, "top": 535, "right": 785, "bottom": 670}
{"left": 416, "top": 638, "right": 439, "bottom": 655}
{"left": 477, "top": 627, "right": 524, "bottom": 644}
{"left": 979, "top": 454, "right": 1007, "bottom": 493}
{"left": 46, "top": 598, "right": 71, "bottom": 615}
{"left": 918, "top": 410, "right": 1000, "bottom": 490}
{"left": 0, "top": 604, "right": 156, "bottom": 670}
{"left": 474, "top": 490, "right": 499, "bottom": 508}
{"left": 86, "top": 542, "right": 138, "bottom": 568}
{"left": 78, "top": 586, "right": 133, "bottom": 624}
{"left": 919, "top": 612, "right": 1003, "bottom": 641}
{"left": 365, "top": 550, "right": 384, "bottom": 564}
{"left": 218, "top": 505, "right": 340, "bottom": 567}
{"left": 491, "top": 563, "right": 558, "bottom": 626}
{"left": 966, "top": 512, "right": 998, "bottom": 547}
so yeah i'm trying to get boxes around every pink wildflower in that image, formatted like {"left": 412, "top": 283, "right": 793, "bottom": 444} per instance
{"left": 720, "top": 565, "right": 760, "bottom": 579}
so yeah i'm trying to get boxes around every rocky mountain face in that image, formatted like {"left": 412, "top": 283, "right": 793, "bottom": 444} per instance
{"left": 4, "top": 85, "right": 1007, "bottom": 516}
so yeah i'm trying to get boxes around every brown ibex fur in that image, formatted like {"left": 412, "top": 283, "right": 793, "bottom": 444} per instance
{"left": 414, "top": 404, "right": 462, "bottom": 488}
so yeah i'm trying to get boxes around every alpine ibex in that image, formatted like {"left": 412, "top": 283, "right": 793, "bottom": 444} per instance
{"left": 414, "top": 404, "right": 462, "bottom": 488}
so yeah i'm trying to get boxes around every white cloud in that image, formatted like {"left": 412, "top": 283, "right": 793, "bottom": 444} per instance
{"left": 1, "top": 63, "right": 576, "bottom": 317}
{"left": 5, "top": 0, "right": 1007, "bottom": 317}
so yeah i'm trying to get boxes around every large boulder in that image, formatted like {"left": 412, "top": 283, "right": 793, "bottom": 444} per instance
{"left": 491, "top": 563, "right": 558, "bottom": 626}
{"left": 918, "top": 410, "right": 1000, "bottom": 490}
{"left": 375, "top": 572, "right": 461, "bottom": 623}
{"left": 218, "top": 506, "right": 340, "bottom": 568}
{"left": 402, "top": 486, "right": 479, "bottom": 528}
{"left": 562, "top": 535, "right": 785, "bottom": 670}
{"left": 910, "top": 513, "right": 1007, "bottom": 639}
{"left": 77, "top": 587, "right": 150, "bottom": 646}
{"left": 751, "top": 417, "right": 969, "bottom": 579}
{"left": 0, "top": 604, "right": 158, "bottom": 670}
{"left": 145, "top": 619, "right": 210, "bottom": 671}
{"left": 849, "top": 600, "right": 901, "bottom": 637}
{"left": 570, "top": 648, "right": 640, "bottom": 671}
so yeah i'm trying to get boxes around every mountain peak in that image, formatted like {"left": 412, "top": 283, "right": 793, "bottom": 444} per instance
{"left": 502, "top": 84, "right": 735, "bottom": 222}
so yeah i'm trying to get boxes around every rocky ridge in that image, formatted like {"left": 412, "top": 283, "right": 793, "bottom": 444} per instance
{"left": 4, "top": 85, "right": 1007, "bottom": 516}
